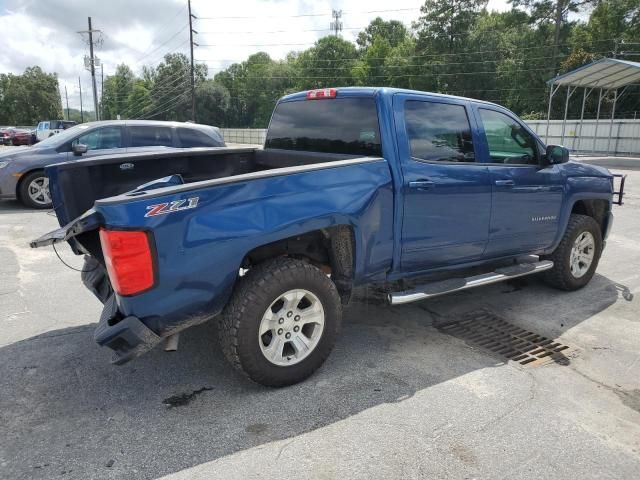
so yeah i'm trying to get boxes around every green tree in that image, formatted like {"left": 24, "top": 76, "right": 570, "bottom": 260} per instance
{"left": 195, "top": 80, "right": 230, "bottom": 126}
{"left": 101, "top": 64, "right": 135, "bottom": 119}
{"left": 146, "top": 53, "right": 206, "bottom": 121}
{"left": 126, "top": 80, "right": 153, "bottom": 119}
{"left": 295, "top": 36, "right": 359, "bottom": 89}
{"left": 357, "top": 17, "right": 409, "bottom": 49}
{"left": 353, "top": 18, "right": 414, "bottom": 87}
{"left": 0, "top": 67, "right": 62, "bottom": 125}
{"left": 509, "top": 0, "right": 596, "bottom": 70}
{"left": 414, "top": 0, "right": 488, "bottom": 54}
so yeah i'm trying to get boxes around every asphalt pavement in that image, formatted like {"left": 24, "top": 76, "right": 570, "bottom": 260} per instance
{"left": 0, "top": 169, "right": 638, "bottom": 480}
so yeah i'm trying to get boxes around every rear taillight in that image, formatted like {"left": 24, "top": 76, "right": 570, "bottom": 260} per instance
{"left": 306, "top": 88, "right": 337, "bottom": 100}
{"left": 99, "top": 229, "right": 156, "bottom": 296}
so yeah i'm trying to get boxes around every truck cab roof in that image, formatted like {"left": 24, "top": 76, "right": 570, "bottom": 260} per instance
{"left": 279, "top": 86, "right": 503, "bottom": 109}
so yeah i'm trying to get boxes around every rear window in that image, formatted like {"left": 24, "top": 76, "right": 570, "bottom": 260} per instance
{"left": 176, "top": 127, "right": 222, "bottom": 147}
{"left": 265, "top": 97, "right": 382, "bottom": 156}
{"left": 129, "top": 126, "right": 173, "bottom": 147}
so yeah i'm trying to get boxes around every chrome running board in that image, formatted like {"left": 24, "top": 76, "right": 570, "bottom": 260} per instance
{"left": 388, "top": 260, "right": 554, "bottom": 305}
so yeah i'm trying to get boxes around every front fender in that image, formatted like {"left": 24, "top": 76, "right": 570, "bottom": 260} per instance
{"left": 546, "top": 176, "right": 612, "bottom": 253}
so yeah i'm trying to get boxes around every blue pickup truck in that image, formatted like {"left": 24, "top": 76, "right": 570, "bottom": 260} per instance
{"left": 32, "top": 87, "right": 621, "bottom": 387}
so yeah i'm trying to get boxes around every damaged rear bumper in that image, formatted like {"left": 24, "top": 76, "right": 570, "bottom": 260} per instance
{"left": 94, "top": 295, "right": 162, "bottom": 365}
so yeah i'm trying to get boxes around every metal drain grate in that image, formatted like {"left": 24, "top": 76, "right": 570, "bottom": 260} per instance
{"left": 436, "top": 309, "right": 574, "bottom": 367}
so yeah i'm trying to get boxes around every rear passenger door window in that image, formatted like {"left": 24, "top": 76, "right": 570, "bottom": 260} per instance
{"left": 75, "top": 127, "right": 124, "bottom": 150}
{"left": 129, "top": 126, "right": 174, "bottom": 147}
{"left": 176, "top": 128, "right": 222, "bottom": 147}
{"left": 404, "top": 101, "right": 475, "bottom": 163}
{"left": 478, "top": 109, "right": 537, "bottom": 165}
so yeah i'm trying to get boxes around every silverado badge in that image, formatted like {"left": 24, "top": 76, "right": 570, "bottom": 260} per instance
{"left": 145, "top": 197, "right": 199, "bottom": 218}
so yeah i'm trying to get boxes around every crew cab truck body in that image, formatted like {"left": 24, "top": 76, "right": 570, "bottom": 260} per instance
{"left": 32, "top": 87, "right": 618, "bottom": 387}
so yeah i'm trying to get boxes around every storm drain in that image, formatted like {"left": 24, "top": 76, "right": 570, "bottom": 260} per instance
{"left": 436, "top": 309, "right": 574, "bottom": 367}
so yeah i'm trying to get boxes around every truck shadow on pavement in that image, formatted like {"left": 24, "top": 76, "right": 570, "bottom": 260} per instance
{"left": 0, "top": 273, "right": 626, "bottom": 479}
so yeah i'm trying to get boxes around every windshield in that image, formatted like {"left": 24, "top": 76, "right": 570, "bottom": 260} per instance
{"left": 33, "top": 124, "right": 92, "bottom": 149}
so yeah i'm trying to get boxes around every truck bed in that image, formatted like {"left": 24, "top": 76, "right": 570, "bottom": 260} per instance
{"left": 47, "top": 147, "right": 366, "bottom": 227}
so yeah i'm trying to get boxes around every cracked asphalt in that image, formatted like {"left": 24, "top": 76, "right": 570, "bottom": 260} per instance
{"left": 0, "top": 168, "right": 639, "bottom": 480}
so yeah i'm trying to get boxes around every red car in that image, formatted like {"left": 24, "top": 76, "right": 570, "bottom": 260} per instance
{"left": 2, "top": 128, "right": 32, "bottom": 146}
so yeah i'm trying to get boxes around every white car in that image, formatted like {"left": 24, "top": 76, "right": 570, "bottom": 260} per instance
{"left": 36, "top": 120, "right": 77, "bottom": 142}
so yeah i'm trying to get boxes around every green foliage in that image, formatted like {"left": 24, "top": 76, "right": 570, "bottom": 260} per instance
{"left": 415, "top": 0, "right": 488, "bottom": 54}
{"left": 357, "top": 17, "right": 409, "bottom": 49}
{"left": 0, "top": 67, "right": 62, "bottom": 125}
{"left": 101, "top": 64, "right": 135, "bottom": 119}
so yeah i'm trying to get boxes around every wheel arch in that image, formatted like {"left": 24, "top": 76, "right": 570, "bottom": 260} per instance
{"left": 15, "top": 167, "right": 46, "bottom": 199}
{"left": 241, "top": 225, "right": 356, "bottom": 303}
{"left": 570, "top": 198, "right": 610, "bottom": 237}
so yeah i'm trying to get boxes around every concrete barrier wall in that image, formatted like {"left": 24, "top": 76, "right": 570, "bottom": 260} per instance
{"left": 221, "top": 120, "right": 640, "bottom": 155}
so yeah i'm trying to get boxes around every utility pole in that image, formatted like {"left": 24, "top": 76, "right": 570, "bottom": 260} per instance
{"left": 188, "top": 0, "right": 198, "bottom": 122}
{"left": 101, "top": 63, "right": 104, "bottom": 120}
{"left": 64, "top": 85, "right": 70, "bottom": 120}
{"left": 330, "top": 10, "right": 343, "bottom": 37}
{"left": 78, "top": 77, "right": 84, "bottom": 123}
{"left": 78, "top": 17, "right": 102, "bottom": 121}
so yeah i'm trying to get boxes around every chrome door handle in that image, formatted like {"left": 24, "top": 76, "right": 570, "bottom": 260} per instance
{"left": 409, "top": 180, "right": 435, "bottom": 190}
{"left": 495, "top": 180, "right": 515, "bottom": 187}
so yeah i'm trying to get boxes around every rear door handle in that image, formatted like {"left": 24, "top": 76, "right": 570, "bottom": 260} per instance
{"left": 495, "top": 180, "right": 515, "bottom": 187}
{"left": 409, "top": 180, "right": 435, "bottom": 190}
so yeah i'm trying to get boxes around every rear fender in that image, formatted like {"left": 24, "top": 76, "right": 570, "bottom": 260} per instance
{"left": 92, "top": 158, "right": 394, "bottom": 335}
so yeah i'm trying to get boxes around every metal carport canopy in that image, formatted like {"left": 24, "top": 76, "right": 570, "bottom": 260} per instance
{"left": 545, "top": 58, "right": 640, "bottom": 153}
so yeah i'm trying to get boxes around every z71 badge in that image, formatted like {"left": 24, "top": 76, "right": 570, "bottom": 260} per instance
{"left": 145, "top": 197, "right": 199, "bottom": 218}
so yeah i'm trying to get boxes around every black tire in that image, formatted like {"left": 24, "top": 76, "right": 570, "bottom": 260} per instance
{"left": 219, "top": 257, "right": 342, "bottom": 387}
{"left": 18, "top": 170, "right": 52, "bottom": 209}
{"left": 541, "top": 214, "right": 602, "bottom": 291}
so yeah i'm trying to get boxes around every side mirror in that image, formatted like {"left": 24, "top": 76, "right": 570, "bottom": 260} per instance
{"left": 544, "top": 145, "right": 569, "bottom": 166}
{"left": 72, "top": 143, "right": 88, "bottom": 156}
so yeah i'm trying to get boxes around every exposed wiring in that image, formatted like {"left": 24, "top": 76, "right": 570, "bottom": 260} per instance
{"left": 52, "top": 242, "right": 98, "bottom": 273}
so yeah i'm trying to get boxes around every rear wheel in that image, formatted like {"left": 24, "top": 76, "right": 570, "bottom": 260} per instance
{"left": 542, "top": 214, "right": 602, "bottom": 291}
{"left": 219, "top": 257, "right": 342, "bottom": 387}
{"left": 18, "top": 170, "right": 52, "bottom": 209}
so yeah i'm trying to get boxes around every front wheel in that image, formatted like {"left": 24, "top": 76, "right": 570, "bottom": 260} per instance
{"left": 219, "top": 257, "right": 342, "bottom": 387}
{"left": 542, "top": 214, "right": 603, "bottom": 291}
{"left": 18, "top": 170, "right": 52, "bottom": 209}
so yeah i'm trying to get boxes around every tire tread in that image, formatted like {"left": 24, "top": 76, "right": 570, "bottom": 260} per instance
{"left": 219, "top": 257, "right": 341, "bottom": 386}
{"left": 542, "top": 213, "right": 602, "bottom": 291}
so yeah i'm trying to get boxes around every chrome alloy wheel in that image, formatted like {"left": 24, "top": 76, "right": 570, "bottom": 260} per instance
{"left": 27, "top": 176, "right": 51, "bottom": 206}
{"left": 258, "top": 289, "right": 325, "bottom": 366}
{"left": 570, "top": 231, "right": 595, "bottom": 278}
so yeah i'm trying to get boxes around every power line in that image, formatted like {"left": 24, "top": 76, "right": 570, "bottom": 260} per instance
{"left": 198, "top": 42, "right": 320, "bottom": 47}
{"left": 118, "top": 72, "right": 190, "bottom": 117}
{"left": 134, "top": 24, "right": 189, "bottom": 63}
{"left": 197, "top": 66, "right": 589, "bottom": 80}
{"left": 138, "top": 91, "right": 190, "bottom": 119}
{"left": 120, "top": 77, "right": 190, "bottom": 118}
{"left": 202, "top": 52, "right": 615, "bottom": 72}
{"left": 138, "top": 39, "right": 191, "bottom": 69}
{"left": 196, "top": 25, "right": 411, "bottom": 35}
{"left": 194, "top": 7, "right": 420, "bottom": 20}
{"left": 194, "top": 38, "right": 624, "bottom": 63}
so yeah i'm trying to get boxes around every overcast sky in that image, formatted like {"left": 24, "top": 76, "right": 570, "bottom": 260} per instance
{"left": 0, "top": 0, "right": 511, "bottom": 111}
